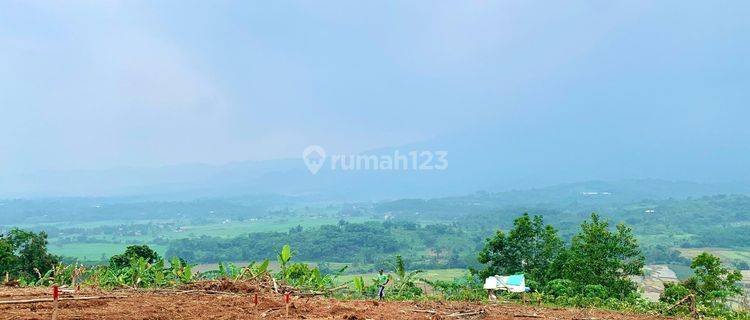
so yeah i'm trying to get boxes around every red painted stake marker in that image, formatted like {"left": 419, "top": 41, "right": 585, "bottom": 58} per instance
{"left": 52, "top": 285, "right": 60, "bottom": 320}
{"left": 284, "top": 292, "right": 291, "bottom": 316}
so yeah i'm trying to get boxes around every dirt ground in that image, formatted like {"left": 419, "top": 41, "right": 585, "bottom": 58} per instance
{"left": 0, "top": 286, "right": 675, "bottom": 320}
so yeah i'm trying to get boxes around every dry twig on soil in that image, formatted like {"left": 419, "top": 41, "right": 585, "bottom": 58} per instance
{"left": 407, "top": 308, "right": 438, "bottom": 314}
{"left": 447, "top": 310, "right": 485, "bottom": 317}
{"left": 261, "top": 307, "right": 282, "bottom": 318}
{"left": 297, "top": 284, "right": 349, "bottom": 297}
{"left": 0, "top": 295, "right": 127, "bottom": 305}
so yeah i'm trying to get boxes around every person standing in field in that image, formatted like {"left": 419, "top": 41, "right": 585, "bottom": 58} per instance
{"left": 377, "top": 269, "right": 390, "bottom": 301}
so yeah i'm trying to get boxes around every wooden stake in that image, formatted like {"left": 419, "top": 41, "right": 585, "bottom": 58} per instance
{"left": 253, "top": 293, "right": 258, "bottom": 309}
{"left": 52, "top": 285, "right": 59, "bottom": 320}
{"left": 284, "top": 292, "right": 290, "bottom": 316}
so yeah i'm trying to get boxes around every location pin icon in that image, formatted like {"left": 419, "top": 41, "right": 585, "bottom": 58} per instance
{"left": 302, "top": 145, "right": 326, "bottom": 175}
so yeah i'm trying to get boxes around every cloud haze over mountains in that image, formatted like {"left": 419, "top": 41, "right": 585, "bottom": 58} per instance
{"left": 1, "top": 1, "right": 748, "bottom": 198}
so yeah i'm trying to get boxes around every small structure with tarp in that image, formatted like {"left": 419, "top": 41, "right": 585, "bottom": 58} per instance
{"left": 483, "top": 274, "right": 530, "bottom": 301}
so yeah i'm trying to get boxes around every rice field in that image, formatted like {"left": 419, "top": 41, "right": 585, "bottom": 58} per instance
{"left": 676, "top": 247, "right": 750, "bottom": 262}
{"left": 45, "top": 216, "right": 376, "bottom": 261}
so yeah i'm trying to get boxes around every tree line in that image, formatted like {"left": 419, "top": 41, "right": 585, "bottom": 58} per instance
{"left": 1, "top": 213, "right": 747, "bottom": 318}
{"left": 474, "top": 213, "right": 644, "bottom": 298}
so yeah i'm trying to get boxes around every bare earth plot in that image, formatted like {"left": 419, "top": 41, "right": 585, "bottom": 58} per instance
{"left": 0, "top": 287, "right": 677, "bottom": 320}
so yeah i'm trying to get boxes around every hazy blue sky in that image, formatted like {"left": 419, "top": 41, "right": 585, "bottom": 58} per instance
{"left": 1, "top": 1, "right": 748, "bottom": 175}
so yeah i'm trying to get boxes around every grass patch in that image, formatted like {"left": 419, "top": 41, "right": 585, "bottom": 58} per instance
{"left": 44, "top": 216, "right": 377, "bottom": 261}
{"left": 337, "top": 268, "right": 467, "bottom": 285}
{"left": 49, "top": 243, "right": 167, "bottom": 262}
{"left": 677, "top": 247, "right": 750, "bottom": 262}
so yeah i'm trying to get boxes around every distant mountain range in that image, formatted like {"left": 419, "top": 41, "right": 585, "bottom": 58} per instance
{"left": 2, "top": 161, "right": 748, "bottom": 201}
{"left": 2, "top": 125, "right": 749, "bottom": 200}
{"left": 2, "top": 178, "right": 748, "bottom": 226}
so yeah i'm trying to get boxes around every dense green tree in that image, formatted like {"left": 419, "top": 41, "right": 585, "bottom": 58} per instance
{"left": 0, "top": 229, "right": 60, "bottom": 280}
{"left": 109, "top": 245, "right": 160, "bottom": 269}
{"left": 476, "top": 213, "right": 564, "bottom": 288}
{"left": 660, "top": 253, "right": 743, "bottom": 315}
{"left": 643, "top": 245, "right": 690, "bottom": 265}
{"left": 688, "top": 253, "right": 743, "bottom": 299}
{"left": 166, "top": 222, "right": 412, "bottom": 264}
{"left": 475, "top": 230, "right": 508, "bottom": 276}
{"left": 559, "top": 213, "right": 644, "bottom": 298}
{"left": 0, "top": 237, "right": 17, "bottom": 277}
{"left": 544, "top": 278, "right": 575, "bottom": 297}
{"left": 685, "top": 253, "right": 743, "bottom": 303}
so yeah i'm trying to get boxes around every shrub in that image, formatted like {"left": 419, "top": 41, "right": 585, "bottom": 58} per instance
{"left": 658, "top": 253, "right": 745, "bottom": 317}
{"left": 421, "top": 275, "right": 485, "bottom": 301}
{"left": 544, "top": 279, "right": 575, "bottom": 297}
{"left": 660, "top": 282, "right": 690, "bottom": 304}
{"left": 109, "top": 245, "right": 159, "bottom": 269}
{"left": 582, "top": 284, "right": 609, "bottom": 299}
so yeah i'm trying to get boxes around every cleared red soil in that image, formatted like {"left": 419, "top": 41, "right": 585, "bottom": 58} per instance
{"left": 0, "top": 285, "right": 675, "bottom": 320}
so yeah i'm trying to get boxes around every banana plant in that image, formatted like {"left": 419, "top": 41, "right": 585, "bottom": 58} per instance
{"left": 353, "top": 276, "right": 366, "bottom": 295}
{"left": 181, "top": 264, "right": 192, "bottom": 283}
{"left": 253, "top": 259, "right": 270, "bottom": 276}
{"left": 34, "top": 268, "right": 54, "bottom": 286}
{"left": 277, "top": 244, "right": 293, "bottom": 277}
{"left": 218, "top": 262, "right": 227, "bottom": 278}
{"left": 170, "top": 257, "right": 192, "bottom": 283}
{"left": 152, "top": 259, "right": 165, "bottom": 286}
{"left": 237, "top": 259, "right": 269, "bottom": 280}
{"left": 228, "top": 263, "right": 241, "bottom": 278}
{"left": 387, "top": 255, "right": 423, "bottom": 297}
